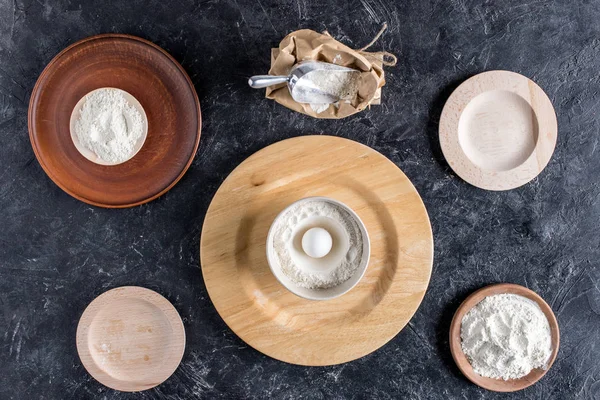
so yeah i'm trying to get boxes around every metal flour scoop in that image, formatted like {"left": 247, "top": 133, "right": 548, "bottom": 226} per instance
{"left": 248, "top": 61, "right": 359, "bottom": 104}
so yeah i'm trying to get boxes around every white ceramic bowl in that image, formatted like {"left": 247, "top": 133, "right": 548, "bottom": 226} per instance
{"left": 266, "top": 196, "right": 370, "bottom": 301}
{"left": 69, "top": 87, "right": 148, "bottom": 166}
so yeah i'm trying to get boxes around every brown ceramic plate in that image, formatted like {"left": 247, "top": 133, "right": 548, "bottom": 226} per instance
{"left": 76, "top": 287, "right": 186, "bottom": 392}
{"left": 449, "top": 283, "right": 560, "bottom": 392}
{"left": 28, "top": 34, "right": 201, "bottom": 207}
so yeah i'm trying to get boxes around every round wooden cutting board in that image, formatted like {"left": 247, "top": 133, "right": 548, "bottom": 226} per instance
{"left": 28, "top": 34, "right": 201, "bottom": 207}
{"left": 200, "top": 136, "right": 434, "bottom": 366}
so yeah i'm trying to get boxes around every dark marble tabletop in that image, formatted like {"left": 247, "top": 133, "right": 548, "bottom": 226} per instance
{"left": 1, "top": 0, "right": 599, "bottom": 398}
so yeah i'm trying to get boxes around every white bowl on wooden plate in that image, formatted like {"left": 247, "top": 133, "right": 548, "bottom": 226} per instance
{"left": 69, "top": 87, "right": 148, "bottom": 166}
{"left": 266, "top": 196, "right": 370, "bottom": 301}
{"left": 449, "top": 283, "right": 560, "bottom": 392}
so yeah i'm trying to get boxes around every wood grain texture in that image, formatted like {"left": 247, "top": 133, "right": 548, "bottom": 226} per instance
{"left": 76, "top": 287, "right": 186, "bottom": 392}
{"left": 449, "top": 283, "right": 560, "bottom": 392}
{"left": 200, "top": 136, "right": 434, "bottom": 366}
{"left": 439, "top": 70, "right": 557, "bottom": 191}
{"left": 28, "top": 34, "right": 201, "bottom": 207}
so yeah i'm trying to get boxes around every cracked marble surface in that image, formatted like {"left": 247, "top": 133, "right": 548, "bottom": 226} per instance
{"left": 1, "top": 0, "right": 599, "bottom": 398}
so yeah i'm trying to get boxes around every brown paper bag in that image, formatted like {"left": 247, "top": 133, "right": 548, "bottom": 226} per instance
{"left": 265, "top": 26, "right": 396, "bottom": 119}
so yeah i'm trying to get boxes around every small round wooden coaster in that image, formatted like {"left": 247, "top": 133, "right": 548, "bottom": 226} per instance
{"left": 76, "top": 287, "right": 185, "bottom": 392}
{"left": 449, "top": 283, "right": 560, "bottom": 392}
{"left": 439, "top": 70, "right": 557, "bottom": 191}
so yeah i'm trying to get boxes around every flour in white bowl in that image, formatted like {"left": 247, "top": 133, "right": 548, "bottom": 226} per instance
{"left": 272, "top": 200, "right": 363, "bottom": 289}
{"left": 460, "top": 293, "right": 553, "bottom": 380}
{"left": 74, "top": 88, "right": 144, "bottom": 164}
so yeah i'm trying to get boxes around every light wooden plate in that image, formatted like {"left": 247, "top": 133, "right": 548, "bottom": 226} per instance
{"left": 200, "top": 135, "right": 434, "bottom": 366}
{"left": 449, "top": 283, "right": 560, "bottom": 392}
{"left": 76, "top": 287, "right": 186, "bottom": 392}
{"left": 439, "top": 70, "right": 557, "bottom": 191}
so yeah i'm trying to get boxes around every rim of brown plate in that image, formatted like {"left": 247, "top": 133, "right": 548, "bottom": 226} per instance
{"left": 28, "top": 33, "right": 202, "bottom": 208}
{"left": 449, "top": 283, "right": 560, "bottom": 392}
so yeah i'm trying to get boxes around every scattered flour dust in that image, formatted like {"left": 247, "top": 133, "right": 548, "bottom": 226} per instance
{"left": 272, "top": 200, "right": 363, "bottom": 289}
{"left": 97, "top": 343, "right": 113, "bottom": 366}
{"left": 74, "top": 88, "right": 144, "bottom": 163}
{"left": 460, "top": 293, "right": 553, "bottom": 380}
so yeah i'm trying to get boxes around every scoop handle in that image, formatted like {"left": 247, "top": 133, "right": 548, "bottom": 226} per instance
{"left": 248, "top": 75, "right": 289, "bottom": 89}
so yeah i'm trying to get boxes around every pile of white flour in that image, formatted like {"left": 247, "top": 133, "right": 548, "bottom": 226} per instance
{"left": 460, "top": 293, "right": 553, "bottom": 380}
{"left": 74, "top": 88, "right": 144, "bottom": 164}
{"left": 272, "top": 200, "right": 363, "bottom": 289}
{"left": 306, "top": 68, "right": 360, "bottom": 114}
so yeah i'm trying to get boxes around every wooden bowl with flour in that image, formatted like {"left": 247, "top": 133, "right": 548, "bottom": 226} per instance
{"left": 449, "top": 283, "right": 560, "bottom": 392}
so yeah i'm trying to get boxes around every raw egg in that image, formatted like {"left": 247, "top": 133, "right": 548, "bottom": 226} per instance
{"left": 301, "top": 227, "right": 333, "bottom": 258}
